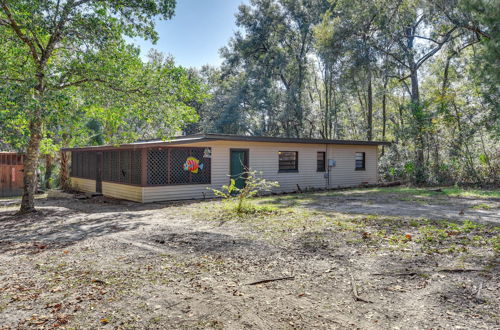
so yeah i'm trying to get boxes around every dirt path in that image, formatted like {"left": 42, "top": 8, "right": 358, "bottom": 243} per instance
{"left": 0, "top": 195, "right": 498, "bottom": 329}
{"left": 305, "top": 194, "right": 500, "bottom": 225}
{"left": 256, "top": 189, "right": 500, "bottom": 225}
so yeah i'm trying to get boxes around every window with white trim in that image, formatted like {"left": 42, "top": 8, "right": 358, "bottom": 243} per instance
{"left": 355, "top": 152, "right": 365, "bottom": 170}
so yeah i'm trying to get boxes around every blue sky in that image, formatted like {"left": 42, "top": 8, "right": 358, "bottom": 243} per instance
{"left": 130, "top": 0, "right": 248, "bottom": 68}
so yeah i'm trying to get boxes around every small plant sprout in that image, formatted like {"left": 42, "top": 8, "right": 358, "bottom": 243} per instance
{"left": 211, "top": 170, "right": 279, "bottom": 214}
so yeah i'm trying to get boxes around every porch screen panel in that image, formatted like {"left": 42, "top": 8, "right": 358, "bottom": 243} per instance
{"left": 77, "top": 152, "right": 82, "bottom": 177}
{"left": 147, "top": 149, "right": 168, "bottom": 185}
{"left": 82, "top": 152, "right": 89, "bottom": 178}
{"left": 131, "top": 150, "right": 142, "bottom": 184}
{"left": 190, "top": 148, "right": 211, "bottom": 184}
{"left": 83, "top": 151, "right": 95, "bottom": 179}
{"left": 70, "top": 151, "right": 96, "bottom": 180}
{"left": 87, "top": 152, "right": 96, "bottom": 179}
{"left": 170, "top": 148, "right": 190, "bottom": 184}
{"left": 76, "top": 152, "right": 82, "bottom": 177}
{"left": 103, "top": 151, "right": 111, "bottom": 181}
{"left": 110, "top": 151, "right": 120, "bottom": 182}
{"left": 70, "top": 152, "right": 76, "bottom": 177}
{"left": 102, "top": 149, "right": 141, "bottom": 184}
{"left": 119, "top": 150, "right": 131, "bottom": 183}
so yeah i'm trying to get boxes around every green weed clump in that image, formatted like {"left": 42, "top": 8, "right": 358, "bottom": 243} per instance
{"left": 221, "top": 200, "right": 280, "bottom": 216}
{"left": 470, "top": 203, "right": 493, "bottom": 210}
{"left": 211, "top": 170, "right": 279, "bottom": 215}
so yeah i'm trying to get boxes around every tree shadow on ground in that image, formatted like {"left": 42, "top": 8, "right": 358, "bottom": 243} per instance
{"left": 146, "top": 230, "right": 276, "bottom": 256}
{"left": 0, "top": 201, "right": 150, "bottom": 255}
{"left": 0, "top": 197, "right": 247, "bottom": 253}
{"left": 1, "top": 195, "right": 213, "bottom": 215}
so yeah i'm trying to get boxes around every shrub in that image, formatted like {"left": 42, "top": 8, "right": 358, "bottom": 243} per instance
{"left": 211, "top": 170, "right": 279, "bottom": 214}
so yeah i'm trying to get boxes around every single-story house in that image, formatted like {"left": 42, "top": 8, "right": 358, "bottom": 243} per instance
{"left": 63, "top": 134, "right": 389, "bottom": 203}
{"left": 0, "top": 152, "right": 24, "bottom": 197}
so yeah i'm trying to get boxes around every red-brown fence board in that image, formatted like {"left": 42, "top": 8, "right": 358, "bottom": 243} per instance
{"left": 0, "top": 153, "right": 24, "bottom": 197}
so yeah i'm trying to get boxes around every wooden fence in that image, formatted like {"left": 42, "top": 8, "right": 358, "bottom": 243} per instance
{"left": 0, "top": 152, "right": 24, "bottom": 197}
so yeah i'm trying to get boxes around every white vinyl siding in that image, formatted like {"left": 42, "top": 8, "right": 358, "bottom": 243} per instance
{"left": 102, "top": 182, "right": 142, "bottom": 202}
{"left": 327, "top": 145, "right": 378, "bottom": 187}
{"left": 70, "top": 177, "right": 96, "bottom": 193}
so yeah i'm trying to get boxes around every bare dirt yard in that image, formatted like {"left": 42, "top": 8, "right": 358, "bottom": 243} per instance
{"left": 0, "top": 187, "right": 499, "bottom": 329}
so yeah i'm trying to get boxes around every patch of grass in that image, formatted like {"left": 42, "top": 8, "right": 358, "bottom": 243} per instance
{"left": 442, "top": 188, "right": 500, "bottom": 199}
{"left": 413, "top": 220, "right": 499, "bottom": 254}
{"left": 470, "top": 203, "right": 493, "bottom": 210}
{"left": 324, "top": 186, "right": 500, "bottom": 199}
{"left": 490, "top": 234, "right": 500, "bottom": 252}
{"left": 220, "top": 200, "right": 281, "bottom": 217}
{"left": 259, "top": 194, "right": 316, "bottom": 207}
{"left": 409, "top": 219, "right": 422, "bottom": 227}
{"left": 387, "top": 234, "right": 411, "bottom": 247}
{"left": 199, "top": 192, "right": 499, "bottom": 256}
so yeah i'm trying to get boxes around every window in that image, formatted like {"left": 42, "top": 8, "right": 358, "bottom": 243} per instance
{"left": 317, "top": 152, "right": 326, "bottom": 172}
{"left": 355, "top": 152, "right": 365, "bottom": 170}
{"left": 279, "top": 151, "right": 298, "bottom": 172}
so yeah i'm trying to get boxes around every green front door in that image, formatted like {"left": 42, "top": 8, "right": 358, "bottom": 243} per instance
{"left": 230, "top": 150, "right": 248, "bottom": 189}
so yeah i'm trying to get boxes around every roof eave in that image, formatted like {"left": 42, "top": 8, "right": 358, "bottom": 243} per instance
{"left": 198, "top": 134, "right": 390, "bottom": 146}
{"left": 61, "top": 136, "right": 207, "bottom": 152}
{"left": 62, "top": 134, "right": 391, "bottom": 151}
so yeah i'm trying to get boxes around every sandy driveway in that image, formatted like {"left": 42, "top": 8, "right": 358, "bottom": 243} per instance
{"left": 299, "top": 191, "right": 500, "bottom": 225}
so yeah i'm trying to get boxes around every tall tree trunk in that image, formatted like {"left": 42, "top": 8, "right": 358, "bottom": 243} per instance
{"left": 452, "top": 102, "right": 480, "bottom": 183}
{"left": 381, "top": 76, "right": 388, "bottom": 155}
{"left": 44, "top": 154, "right": 54, "bottom": 189}
{"left": 60, "top": 150, "right": 70, "bottom": 191}
{"left": 330, "top": 71, "right": 336, "bottom": 138}
{"left": 367, "top": 68, "right": 373, "bottom": 141}
{"left": 19, "top": 71, "right": 44, "bottom": 213}
{"left": 355, "top": 78, "right": 366, "bottom": 138}
{"left": 324, "top": 67, "right": 330, "bottom": 139}
{"left": 20, "top": 118, "right": 42, "bottom": 213}
{"left": 296, "top": 63, "right": 305, "bottom": 137}
{"left": 432, "top": 135, "right": 440, "bottom": 182}
{"left": 409, "top": 66, "right": 426, "bottom": 184}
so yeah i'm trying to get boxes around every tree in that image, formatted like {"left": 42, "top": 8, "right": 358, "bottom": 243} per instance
{"left": 209, "top": 0, "right": 499, "bottom": 185}
{"left": 315, "top": 0, "right": 381, "bottom": 141}
{"left": 0, "top": 0, "right": 177, "bottom": 213}
{"left": 220, "top": 0, "right": 327, "bottom": 137}
{"left": 79, "top": 50, "right": 205, "bottom": 144}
